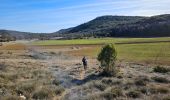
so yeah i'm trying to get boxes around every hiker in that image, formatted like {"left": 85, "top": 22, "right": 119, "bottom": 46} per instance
{"left": 82, "top": 56, "right": 87, "bottom": 70}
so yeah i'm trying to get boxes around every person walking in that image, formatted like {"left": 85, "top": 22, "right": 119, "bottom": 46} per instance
{"left": 82, "top": 56, "right": 87, "bottom": 70}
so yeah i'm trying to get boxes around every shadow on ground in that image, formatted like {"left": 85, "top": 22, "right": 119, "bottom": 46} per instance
{"left": 71, "top": 73, "right": 103, "bottom": 85}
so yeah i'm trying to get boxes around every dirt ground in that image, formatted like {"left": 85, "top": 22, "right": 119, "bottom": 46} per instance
{"left": 0, "top": 41, "right": 170, "bottom": 100}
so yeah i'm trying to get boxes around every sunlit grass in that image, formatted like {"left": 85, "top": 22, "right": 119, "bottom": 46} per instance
{"left": 32, "top": 37, "right": 170, "bottom": 45}
{"left": 67, "top": 42, "right": 170, "bottom": 65}
{"left": 32, "top": 37, "right": 170, "bottom": 65}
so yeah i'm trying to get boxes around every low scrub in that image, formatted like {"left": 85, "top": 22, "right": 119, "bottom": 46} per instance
{"left": 55, "top": 86, "right": 65, "bottom": 95}
{"left": 135, "top": 79, "right": 147, "bottom": 86}
{"left": 16, "top": 83, "right": 36, "bottom": 98}
{"left": 150, "top": 86, "right": 169, "bottom": 94}
{"left": 93, "top": 81, "right": 107, "bottom": 91}
{"left": 126, "top": 90, "right": 141, "bottom": 98}
{"left": 152, "top": 76, "right": 169, "bottom": 83}
{"left": 163, "top": 96, "right": 170, "bottom": 100}
{"left": 153, "top": 66, "right": 170, "bottom": 73}
{"left": 32, "top": 87, "right": 54, "bottom": 100}
{"left": 52, "top": 79, "right": 61, "bottom": 86}
{"left": 1, "top": 95, "right": 20, "bottom": 100}
{"left": 109, "top": 87, "right": 123, "bottom": 97}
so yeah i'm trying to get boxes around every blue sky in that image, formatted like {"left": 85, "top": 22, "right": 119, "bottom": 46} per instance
{"left": 0, "top": 0, "right": 170, "bottom": 33}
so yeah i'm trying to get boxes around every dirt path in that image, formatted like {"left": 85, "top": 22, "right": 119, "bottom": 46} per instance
{"left": 27, "top": 45, "right": 90, "bottom": 100}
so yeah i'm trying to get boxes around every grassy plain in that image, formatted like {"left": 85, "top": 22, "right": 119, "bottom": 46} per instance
{"left": 32, "top": 37, "right": 170, "bottom": 45}
{"left": 32, "top": 37, "right": 170, "bottom": 65}
{"left": 0, "top": 40, "right": 170, "bottom": 100}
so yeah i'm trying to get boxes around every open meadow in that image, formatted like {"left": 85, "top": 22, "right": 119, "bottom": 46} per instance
{"left": 32, "top": 37, "right": 170, "bottom": 65}
{"left": 0, "top": 38, "right": 170, "bottom": 100}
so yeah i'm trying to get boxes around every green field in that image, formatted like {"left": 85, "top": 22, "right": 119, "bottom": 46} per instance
{"left": 32, "top": 37, "right": 170, "bottom": 45}
{"left": 32, "top": 37, "right": 170, "bottom": 65}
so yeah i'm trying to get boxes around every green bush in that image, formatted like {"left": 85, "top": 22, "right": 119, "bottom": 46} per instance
{"left": 153, "top": 66, "right": 170, "bottom": 73}
{"left": 97, "top": 44, "right": 117, "bottom": 76}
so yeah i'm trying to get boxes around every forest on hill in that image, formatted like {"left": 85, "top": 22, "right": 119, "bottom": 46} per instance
{"left": 1, "top": 14, "right": 170, "bottom": 40}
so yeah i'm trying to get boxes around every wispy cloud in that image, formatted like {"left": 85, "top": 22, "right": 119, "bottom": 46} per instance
{"left": 0, "top": 0, "right": 170, "bottom": 32}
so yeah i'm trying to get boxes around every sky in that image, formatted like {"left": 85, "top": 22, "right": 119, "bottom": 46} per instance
{"left": 0, "top": 0, "right": 170, "bottom": 33}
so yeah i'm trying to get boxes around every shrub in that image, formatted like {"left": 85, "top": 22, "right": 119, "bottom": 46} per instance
{"left": 52, "top": 79, "right": 61, "bottom": 86}
{"left": 153, "top": 66, "right": 170, "bottom": 73}
{"left": 97, "top": 44, "right": 117, "bottom": 76}
{"left": 140, "top": 87, "right": 148, "bottom": 94}
{"left": 50, "top": 52, "right": 56, "bottom": 55}
{"left": 127, "top": 90, "right": 141, "bottom": 98}
{"left": 16, "top": 83, "right": 36, "bottom": 98}
{"left": 150, "top": 86, "right": 169, "bottom": 94}
{"left": 93, "top": 81, "right": 107, "bottom": 91}
{"left": 135, "top": 78, "right": 147, "bottom": 86}
{"left": 152, "top": 77, "right": 169, "bottom": 83}
{"left": 55, "top": 86, "right": 65, "bottom": 95}
{"left": 32, "top": 87, "right": 54, "bottom": 99}
{"left": 101, "top": 78, "right": 113, "bottom": 85}
{"left": 110, "top": 87, "right": 123, "bottom": 97}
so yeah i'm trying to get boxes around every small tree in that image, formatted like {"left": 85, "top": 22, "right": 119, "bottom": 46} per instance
{"left": 97, "top": 44, "right": 117, "bottom": 76}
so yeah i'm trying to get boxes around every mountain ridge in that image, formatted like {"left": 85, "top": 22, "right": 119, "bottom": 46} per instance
{"left": 1, "top": 14, "right": 170, "bottom": 39}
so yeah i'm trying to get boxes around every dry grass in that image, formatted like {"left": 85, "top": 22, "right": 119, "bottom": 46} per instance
{"left": 0, "top": 44, "right": 65, "bottom": 100}
{"left": 0, "top": 43, "right": 27, "bottom": 50}
{"left": 1, "top": 42, "right": 170, "bottom": 100}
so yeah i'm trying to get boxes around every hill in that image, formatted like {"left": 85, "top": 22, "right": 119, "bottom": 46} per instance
{"left": 1, "top": 14, "right": 170, "bottom": 40}
{"left": 54, "top": 14, "right": 170, "bottom": 37}
{"left": 0, "top": 30, "right": 50, "bottom": 40}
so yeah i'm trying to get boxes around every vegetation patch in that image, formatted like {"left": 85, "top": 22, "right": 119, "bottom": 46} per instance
{"left": 126, "top": 90, "right": 141, "bottom": 98}
{"left": 152, "top": 76, "right": 169, "bottom": 83}
{"left": 149, "top": 86, "right": 169, "bottom": 94}
{"left": 93, "top": 81, "right": 107, "bottom": 91}
{"left": 153, "top": 66, "right": 170, "bottom": 73}
{"left": 109, "top": 87, "right": 123, "bottom": 97}
{"left": 32, "top": 87, "right": 54, "bottom": 100}
{"left": 135, "top": 76, "right": 149, "bottom": 86}
{"left": 55, "top": 86, "right": 65, "bottom": 95}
